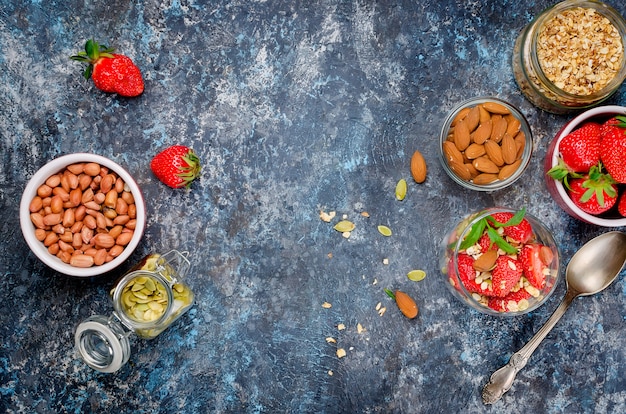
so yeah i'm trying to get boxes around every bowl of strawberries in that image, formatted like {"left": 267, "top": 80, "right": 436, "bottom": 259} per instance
{"left": 440, "top": 207, "right": 560, "bottom": 316}
{"left": 545, "top": 106, "right": 626, "bottom": 227}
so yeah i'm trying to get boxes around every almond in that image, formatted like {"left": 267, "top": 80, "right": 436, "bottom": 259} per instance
{"left": 465, "top": 162, "right": 479, "bottom": 178}
{"left": 482, "top": 101, "right": 510, "bottom": 115}
{"left": 490, "top": 116, "right": 508, "bottom": 143}
{"left": 451, "top": 107, "right": 471, "bottom": 127}
{"left": 443, "top": 141, "right": 464, "bottom": 165}
{"left": 453, "top": 120, "right": 471, "bottom": 151}
{"left": 505, "top": 115, "right": 521, "bottom": 136}
{"left": 448, "top": 160, "right": 472, "bottom": 181}
{"left": 473, "top": 250, "right": 498, "bottom": 272}
{"left": 540, "top": 246, "right": 554, "bottom": 266}
{"left": 394, "top": 290, "right": 418, "bottom": 319}
{"left": 501, "top": 134, "right": 518, "bottom": 164}
{"left": 473, "top": 156, "right": 500, "bottom": 174}
{"left": 410, "top": 150, "right": 427, "bottom": 183}
{"left": 464, "top": 143, "right": 486, "bottom": 159}
{"left": 483, "top": 141, "right": 504, "bottom": 167}
{"left": 478, "top": 104, "right": 491, "bottom": 124}
{"left": 514, "top": 131, "right": 527, "bottom": 158}
{"left": 465, "top": 105, "right": 480, "bottom": 132}
{"left": 498, "top": 160, "right": 522, "bottom": 180}
{"left": 471, "top": 119, "right": 492, "bottom": 145}
{"left": 473, "top": 173, "right": 499, "bottom": 185}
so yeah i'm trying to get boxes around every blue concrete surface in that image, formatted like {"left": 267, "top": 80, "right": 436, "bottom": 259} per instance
{"left": 1, "top": 0, "right": 626, "bottom": 412}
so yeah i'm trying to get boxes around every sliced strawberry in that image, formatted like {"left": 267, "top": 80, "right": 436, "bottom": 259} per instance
{"left": 478, "top": 234, "right": 498, "bottom": 252}
{"left": 491, "top": 255, "right": 522, "bottom": 297}
{"left": 489, "top": 212, "right": 533, "bottom": 244}
{"left": 488, "top": 289, "right": 532, "bottom": 312}
{"left": 450, "top": 254, "right": 481, "bottom": 293}
{"left": 519, "top": 244, "right": 546, "bottom": 289}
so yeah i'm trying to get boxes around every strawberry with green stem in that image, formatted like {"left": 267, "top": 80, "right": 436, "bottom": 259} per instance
{"left": 600, "top": 116, "right": 626, "bottom": 183}
{"left": 70, "top": 39, "right": 144, "bottom": 97}
{"left": 567, "top": 164, "right": 617, "bottom": 215}
{"left": 151, "top": 145, "right": 201, "bottom": 189}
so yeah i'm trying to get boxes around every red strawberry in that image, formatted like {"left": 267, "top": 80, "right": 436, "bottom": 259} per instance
{"left": 519, "top": 244, "right": 547, "bottom": 289}
{"left": 71, "top": 39, "right": 144, "bottom": 97}
{"left": 489, "top": 212, "right": 533, "bottom": 244}
{"left": 487, "top": 289, "right": 532, "bottom": 312}
{"left": 151, "top": 145, "right": 201, "bottom": 189}
{"left": 558, "top": 122, "right": 601, "bottom": 173}
{"left": 619, "top": 195, "right": 626, "bottom": 218}
{"left": 491, "top": 255, "right": 522, "bottom": 297}
{"left": 567, "top": 165, "right": 617, "bottom": 215}
{"left": 600, "top": 117, "right": 626, "bottom": 183}
{"left": 450, "top": 254, "right": 481, "bottom": 293}
{"left": 478, "top": 234, "right": 498, "bottom": 252}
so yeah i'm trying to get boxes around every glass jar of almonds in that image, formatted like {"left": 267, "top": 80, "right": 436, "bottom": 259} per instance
{"left": 512, "top": 0, "right": 626, "bottom": 114}
{"left": 75, "top": 250, "right": 195, "bottom": 373}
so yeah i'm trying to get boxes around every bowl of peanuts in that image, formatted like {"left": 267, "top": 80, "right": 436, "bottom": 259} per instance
{"left": 439, "top": 97, "right": 533, "bottom": 191}
{"left": 20, "top": 153, "right": 146, "bottom": 277}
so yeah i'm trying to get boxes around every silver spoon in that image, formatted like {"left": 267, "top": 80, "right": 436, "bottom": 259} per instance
{"left": 482, "top": 231, "right": 626, "bottom": 405}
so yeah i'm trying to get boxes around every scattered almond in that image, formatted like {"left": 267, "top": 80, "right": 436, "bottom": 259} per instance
{"left": 410, "top": 150, "right": 427, "bottom": 183}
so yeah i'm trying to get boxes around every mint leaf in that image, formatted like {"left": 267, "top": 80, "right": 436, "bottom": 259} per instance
{"left": 486, "top": 227, "right": 518, "bottom": 255}
{"left": 459, "top": 218, "right": 486, "bottom": 251}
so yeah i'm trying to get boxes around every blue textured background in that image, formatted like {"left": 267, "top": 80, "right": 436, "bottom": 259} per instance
{"left": 2, "top": 0, "right": 626, "bottom": 412}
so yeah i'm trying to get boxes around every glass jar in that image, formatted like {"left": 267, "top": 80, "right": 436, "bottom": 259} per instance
{"left": 75, "top": 250, "right": 195, "bottom": 373}
{"left": 512, "top": 0, "right": 626, "bottom": 114}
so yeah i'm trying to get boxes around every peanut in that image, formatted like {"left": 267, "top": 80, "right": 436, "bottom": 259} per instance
{"left": 28, "top": 162, "right": 139, "bottom": 268}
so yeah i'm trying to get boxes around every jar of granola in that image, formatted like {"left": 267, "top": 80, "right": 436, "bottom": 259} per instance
{"left": 512, "top": 0, "right": 626, "bottom": 114}
{"left": 74, "top": 250, "right": 195, "bottom": 372}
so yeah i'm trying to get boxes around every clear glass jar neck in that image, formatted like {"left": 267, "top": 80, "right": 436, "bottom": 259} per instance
{"left": 75, "top": 314, "right": 132, "bottom": 373}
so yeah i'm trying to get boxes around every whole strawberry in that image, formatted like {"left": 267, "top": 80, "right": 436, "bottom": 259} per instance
{"left": 151, "top": 145, "right": 201, "bottom": 189}
{"left": 71, "top": 39, "right": 144, "bottom": 97}
{"left": 618, "top": 195, "right": 626, "bottom": 218}
{"left": 599, "top": 116, "right": 626, "bottom": 183}
{"left": 567, "top": 164, "right": 617, "bottom": 215}
{"left": 558, "top": 122, "right": 601, "bottom": 173}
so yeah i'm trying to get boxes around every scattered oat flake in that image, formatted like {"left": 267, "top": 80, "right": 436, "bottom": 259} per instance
{"left": 337, "top": 348, "right": 346, "bottom": 358}
{"left": 337, "top": 323, "right": 346, "bottom": 331}
{"left": 342, "top": 214, "right": 348, "bottom": 219}
{"left": 342, "top": 231, "right": 351, "bottom": 239}
{"left": 327, "top": 253, "right": 333, "bottom": 259}
{"left": 375, "top": 302, "right": 382, "bottom": 311}
{"left": 382, "top": 258, "right": 389, "bottom": 265}
{"left": 357, "top": 323, "right": 365, "bottom": 333}
{"left": 326, "top": 337, "right": 337, "bottom": 344}
{"left": 319, "top": 210, "right": 336, "bottom": 222}
{"left": 373, "top": 278, "right": 378, "bottom": 285}
{"left": 328, "top": 370, "right": 334, "bottom": 376}
{"left": 361, "top": 211, "right": 370, "bottom": 217}
{"left": 322, "top": 302, "right": 332, "bottom": 309}
{"left": 378, "top": 307, "right": 387, "bottom": 316}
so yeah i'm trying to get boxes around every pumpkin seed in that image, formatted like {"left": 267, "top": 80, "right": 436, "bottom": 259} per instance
{"left": 407, "top": 269, "right": 427, "bottom": 282}
{"left": 333, "top": 220, "right": 355, "bottom": 233}
{"left": 377, "top": 225, "right": 392, "bottom": 237}
{"left": 395, "top": 179, "right": 407, "bottom": 201}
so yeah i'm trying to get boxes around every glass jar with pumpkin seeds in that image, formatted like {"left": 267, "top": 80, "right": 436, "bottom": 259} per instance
{"left": 75, "top": 250, "right": 195, "bottom": 373}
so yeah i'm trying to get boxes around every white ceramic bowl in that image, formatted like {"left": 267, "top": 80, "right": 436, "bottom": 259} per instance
{"left": 20, "top": 153, "right": 146, "bottom": 277}
{"left": 544, "top": 105, "right": 626, "bottom": 227}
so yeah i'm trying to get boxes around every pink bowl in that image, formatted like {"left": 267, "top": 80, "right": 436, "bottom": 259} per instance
{"left": 544, "top": 105, "right": 626, "bottom": 227}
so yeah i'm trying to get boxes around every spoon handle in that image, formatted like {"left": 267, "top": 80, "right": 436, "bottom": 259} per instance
{"left": 482, "top": 289, "right": 578, "bottom": 404}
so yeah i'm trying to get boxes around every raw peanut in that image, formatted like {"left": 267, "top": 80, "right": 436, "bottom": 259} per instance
{"left": 60, "top": 231, "right": 73, "bottom": 243}
{"left": 57, "top": 251, "right": 72, "bottom": 264}
{"left": 92, "top": 233, "right": 115, "bottom": 249}
{"left": 473, "top": 173, "right": 499, "bottom": 185}
{"left": 478, "top": 105, "right": 491, "bottom": 124}
{"left": 465, "top": 105, "right": 480, "bottom": 131}
{"left": 83, "top": 248, "right": 98, "bottom": 256}
{"left": 505, "top": 115, "right": 521, "bottom": 136}
{"left": 116, "top": 198, "right": 128, "bottom": 215}
{"left": 473, "top": 156, "right": 500, "bottom": 174}
{"left": 48, "top": 243, "right": 60, "bottom": 255}
{"left": 84, "top": 201, "right": 101, "bottom": 211}
{"left": 81, "top": 227, "right": 93, "bottom": 244}
{"left": 464, "top": 143, "right": 485, "bottom": 160}
{"left": 94, "top": 249, "right": 108, "bottom": 266}
{"left": 443, "top": 141, "right": 464, "bottom": 165}
{"left": 109, "top": 225, "right": 124, "bottom": 239}
{"left": 52, "top": 186, "right": 70, "bottom": 201}
{"left": 449, "top": 161, "right": 472, "bottom": 181}
{"left": 113, "top": 215, "right": 130, "bottom": 225}
{"left": 498, "top": 160, "right": 522, "bottom": 180}
{"left": 125, "top": 219, "right": 137, "bottom": 230}
{"left": 490, "top": 116, "right": 507, "bottom": 143}
{"left": 62, "top": 209, "right": 75, "bottom": 227}
{"left": 75, "top": 205, "right": 87, "bottom": 221}
{"left": 35, "top": 228, "right": 47, "bottom": 241}
{"left": 43, "top": 213, "right": 62, "bottom": 226}
{"left": 482, "top": 101, "right": 510, "bottom": 115}
{"left": 501, "top": 134, "right": 518, "bottom": 164}
{"left": 109, "top": 245, "right": 124, "bottom": 257}
{"left": 128, "top": 204, "right": 137, "bottom": 219}
{"left": 65, "top": 171, "right": 79, "bottom": 189}
{"left": 37, "top": 184, "right": 53, "bottom": 198}
{"left": 70, "top": 221, "right": 83, "bottom": 233}
{"left": 473, "top": 250, "right": 498, "bottom": 272}
{"left": 44, "top": 232, "right": 59, "bottom": 247}
{"left": 471, "top": 120, "right": 492, "bottom": 145}
{"left": 410, "top": 150, "right": 427, "bottom": 183}
{"left": 103, "top": 208, "right": 118, "bottom": 220}
{"left": 60, "top": 174, "right": 70, "bottom": 192}
{"left": 84, "top": 215, "right": 97, "bottom": 229}
{"left": 43, "top": 206, "right": 52, "bottom": 216}
{"left": 69, "top": 188, "right": 82, "bottom": 207}
{"left": 484, "top": 140, "right": 504, "bottom": 167}
{"left": 115, "top": 177, "right": 124, "bottom": 193}
{"left": 104, "top": 190, "right": 118, "bottom": 209}
{"left": 94, "top": 192, "right": 106, "bottom": 205}
{"left": 58, "top": 240, "right": 74, "bottom": 253}
{"left": 96, "top": 212, "right": 108, "bottom": 229}
{"left": 70, "top": 254, "right": 95, "bottom": 268}
{"left": 453, "top": 120, "right": 471, "bottom": 151}
{"left": 45, "top": 174, "right": 61, "bottom": 188}
{"left": 83, "top": 162, "right": 101, "bottom": 177}
{"left": 67, "top": 163, "right": 85, "bottom": 175}
{"left": 78, "top": 174, "right": 92, "bottom": 191}
{"left": 105, "top": 216, "right": 114, "bottom": 228}
{"left": 100, "top": 174, "right": 114, "bottom": 193}
{"left": 29, "top": 196, "right": 43, "bottom": 213}
{"left": 451, "top": 107, "right": 471, "bottom": 126}
{"left": 50, "top": 195, "right": 64, "bottom": 214}
{"left": 116, "top": 231, "right": 134, "bottom": 246}
{"left": 72, "top": 232, "right": 83, "bottom": 249}
{"left": 121, "top": 191, "right": 134, "bottom": 205}
{"left": 52, "top": 224, "right": 65, "bottom": 234}
{"left": 81, "top": 188, "right": 94, "bottom": 204}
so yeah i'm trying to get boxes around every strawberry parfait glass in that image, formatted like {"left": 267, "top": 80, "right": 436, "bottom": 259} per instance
{"left": 545, "top": 105, "right": 626, "bottom": 227}
{"left": 440, "top": 207, "right": 560, "bottom": 316}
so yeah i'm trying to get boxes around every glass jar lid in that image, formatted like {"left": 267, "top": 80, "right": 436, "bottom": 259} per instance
{"left": 75, "top": 315, "right": 131, "bottom": 373}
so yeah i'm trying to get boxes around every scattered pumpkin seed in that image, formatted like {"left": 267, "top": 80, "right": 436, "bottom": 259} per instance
{"left": 407, "top": 269, "right": 427, "bottom": 282}
{"left": 395, "top": 179, "right": 407, "bottom": 201}
{"left": 377, "top": 225, "right": 392, "bottom": 237}
{"left": 333, "top": 220, "right": 355, "bottom": 233}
